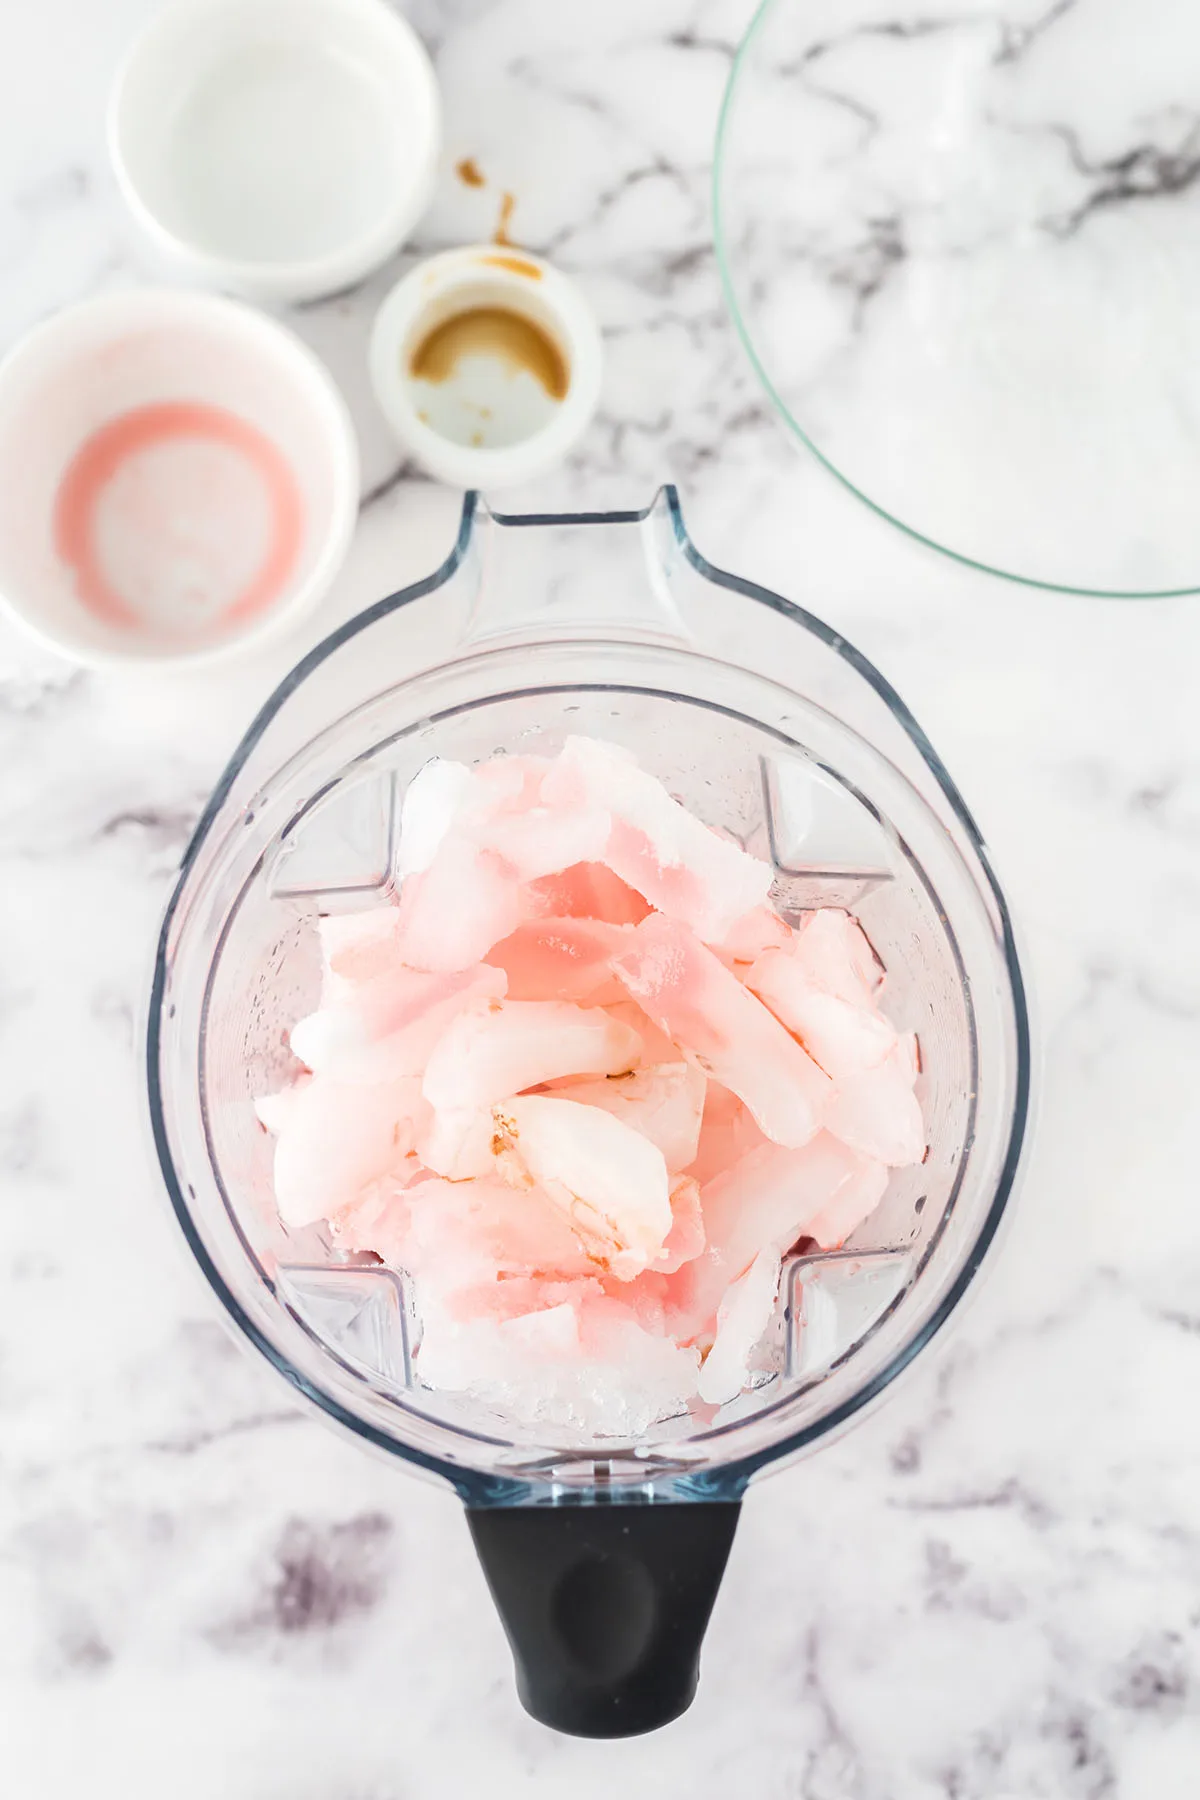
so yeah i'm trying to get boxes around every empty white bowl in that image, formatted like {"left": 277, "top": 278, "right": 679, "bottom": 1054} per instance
{"left": 109, "top": 0, "right": 440, "bottom": 302}
{"left": 0, "top": 290, "right": 359, "bottom": 666}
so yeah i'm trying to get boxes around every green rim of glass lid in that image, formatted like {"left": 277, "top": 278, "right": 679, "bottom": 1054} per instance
{"left": 714, "top": 0, "right": 1200, "bottom": 597}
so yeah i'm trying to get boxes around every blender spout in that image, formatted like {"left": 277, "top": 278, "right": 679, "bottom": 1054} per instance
{"left": 460, "top": 485, "right": 695, "bottom": 649}
{"left": 466, "top": 1497, "right": 742, "bottom": 1738}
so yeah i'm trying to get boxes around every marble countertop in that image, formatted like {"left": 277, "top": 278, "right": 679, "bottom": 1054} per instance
{"left": 3, "top": 2, "right": 1200, "bottom": 1795}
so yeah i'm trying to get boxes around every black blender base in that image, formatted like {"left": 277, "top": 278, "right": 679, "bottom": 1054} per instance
{"left": 467, "top": 1499, "right": 742, "bottom": 1738}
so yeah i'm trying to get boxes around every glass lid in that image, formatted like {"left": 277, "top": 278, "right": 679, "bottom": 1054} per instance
{"left": 714, "top": 0, "right": 1200, "bottom": 597}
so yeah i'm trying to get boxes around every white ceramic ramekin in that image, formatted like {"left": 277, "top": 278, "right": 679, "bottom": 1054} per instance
{"left": 109, "top": 0, "right": 440, "bottom": 303}
{"left": 0, "top": 290, "right": 359, "bottom": 667}
{"left": 368, "top": 246, "right": 603, "bottom": 487}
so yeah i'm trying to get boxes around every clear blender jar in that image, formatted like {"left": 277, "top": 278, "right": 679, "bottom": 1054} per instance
{"left": 147, "top": 489, "right": 1030, "bottom": 1736}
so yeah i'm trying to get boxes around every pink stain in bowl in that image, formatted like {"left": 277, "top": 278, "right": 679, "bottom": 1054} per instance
{"left": 53, "top": 401, "right": 305, "bottom": 636}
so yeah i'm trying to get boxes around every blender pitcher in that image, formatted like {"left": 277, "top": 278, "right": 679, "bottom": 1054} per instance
{"left": 147, "top": 488, "right": 1030, "bottom": 1737}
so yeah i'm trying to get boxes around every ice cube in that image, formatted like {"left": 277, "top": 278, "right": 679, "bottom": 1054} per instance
{"left": 395, "top": 757, "right": 474, "bottom": 880}
{"left": 414, "top": 1285, "right": 700, "bottom": 1435}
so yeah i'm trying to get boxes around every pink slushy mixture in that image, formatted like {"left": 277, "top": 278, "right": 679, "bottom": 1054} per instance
{"left": 256, "top": 738, "right": 925, "bottom": 1432}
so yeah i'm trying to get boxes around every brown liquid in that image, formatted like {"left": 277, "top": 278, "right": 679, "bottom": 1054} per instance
{"left": 408, "top": 307, "right": 569, "bottom": 402}
{"left": 480, "top": 253, "right": 542, "bottom": 280}
{"left": 456, "top": 156, "right": 486, "bottom": 188}
{"left": 494, "top": 190, "right": 516, "bottom": 245}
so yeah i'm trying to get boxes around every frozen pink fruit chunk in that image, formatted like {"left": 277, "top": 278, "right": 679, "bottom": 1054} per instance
{"left": 718, "top": 903, "right": 793, "bottom": 963}
{"left": 697, "top": 1249, "right": 782, "bottom": 1406}
{"left": 481, "top": 800, "right": 611, "bottom": 884}
{"left": 415, "top": 1102, "right": 496, "bottom": 1181}
{"left": 464, "top": 750, "right": 610, "bottom": 882}
{"left": 400, "top": 1174, "right": 597, "bottom": 1288}
{"left": 256, "top": 740, "right": 923, "bottom": 1427}
{"left": 601, "top": 999, "right": 680, "bottom": 1067}
{"left": 400, "top": 753, "right": 559, "bottom": 870}
{"left": 672, "top": 1134, "right": 889, "bottom": 1339}
{"left": 542, "top": 737, "right": 772, "bottom": 941}
{"left": 805, "top": 1161, "right": 893, "bottom": 1250}
{"left": 654, "top": 1174, "right": 706, "bottom": 1273}
{"left": 494, "top": 1095, "right": 672, "bottom": 1279}
{"left": 393, "top": 839, "right": 525, "bottom": 971}
{"left": 612, "top": 913, "right": 833, "bottom": 1148}
{"left": 443, "top": 1275, "right": 606, "bottom": 1328}
{"left": 746, "top": 952, "right": 896, "bottom": 1081}
{"left": 390, "top": 753, "right": 616, "bottom": 971}
{"left": 599, "top": 1267, "right": 669, "bottom": 1334}
{"left": 316, "top": 907, "right": 406, "bottom": 992}
{"left": 258, "top": 1073, "right": 425, "bottom": 1229}
{"left": 289, "top": 963, "right": 506, "bottom": 1084}
{"left": 328, "top": 1153, "right": 437, "bottom": 1265}
{"left": 702, "top": 1135, "right": 889, "bottom": 1276}
{"left": 824, "top": 1035, "right": 925, "bottom": 1167}
{"left": 528, "top": 861, "right": 651, "bottom": 926}
{"left": 558, "top": 1060, "right": 706, "bottom": 1173}
{"left": 253, "top": 1083, "right": 306, "bottom": 1137}
{"left": 686, "top": 1082, "right": 768, "bottom": 1187}
{"left": 485, "top": 916, "right": 630, "bottom": 1004}
{"left": 422, "top": 1000, "right": 641, "bottom": 1111}
{"left": 468, "top": 752, "right": 553, "bottom": 815}
{"left": 790, "top": 908, "right": 882, "bottom": 1007}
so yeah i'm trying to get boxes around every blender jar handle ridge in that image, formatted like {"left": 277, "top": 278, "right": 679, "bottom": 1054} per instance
{"left": 467, "top": 1497, "right": 742, "bottom": 1737}
{"left": 458, "top": 487, "right": 696, "bottom": 649}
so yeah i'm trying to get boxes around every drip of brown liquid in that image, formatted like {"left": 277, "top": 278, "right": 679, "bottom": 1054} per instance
{"left": 408, "top": 308, "right": 569, "bottom": 402}
{"left": 456, "top": 156, "right": 486, "bottom": 188}
{"left": 494, "top": 191, "right": 516, "bottom": 246}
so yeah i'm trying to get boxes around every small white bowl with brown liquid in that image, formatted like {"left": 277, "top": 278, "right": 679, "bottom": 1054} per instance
{"left": 368, "top": 247, "right": 603, "bottom": 488}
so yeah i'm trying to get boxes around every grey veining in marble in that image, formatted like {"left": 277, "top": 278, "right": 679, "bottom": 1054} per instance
{"left": 1, "top": 2, "right": 1200, "bottom": 1796}
{"left": 717, "top": 0, "right": 1200, "bottom": 591}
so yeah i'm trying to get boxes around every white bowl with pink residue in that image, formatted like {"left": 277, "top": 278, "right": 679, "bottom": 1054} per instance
{"left": 0, "top": 289, "right": 358, "bottom": 667}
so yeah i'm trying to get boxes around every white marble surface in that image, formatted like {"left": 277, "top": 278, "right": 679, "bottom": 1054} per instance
{"left": 2, "top": 1, "right": 1200, "bottom": 1795}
